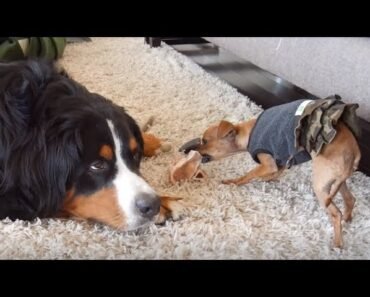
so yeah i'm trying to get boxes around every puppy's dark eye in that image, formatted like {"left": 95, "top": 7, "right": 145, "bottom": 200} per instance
{"left": 90, "top": 160, "right": 108, "bottom": 172}
{"left": 202, "top": 138, "right": 207, "bottom": 145}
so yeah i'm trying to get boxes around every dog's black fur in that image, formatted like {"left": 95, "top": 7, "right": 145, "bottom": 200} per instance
{"left": 0, "top": 59, "right": 144, "bottom": 221}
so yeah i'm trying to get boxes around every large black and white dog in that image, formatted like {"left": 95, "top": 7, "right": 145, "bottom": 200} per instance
{"left": 0, "top": 59, "right": 182, "bottom": 230}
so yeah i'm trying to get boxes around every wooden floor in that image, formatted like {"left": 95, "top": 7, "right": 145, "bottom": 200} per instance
{"left": 166, "top": 41, "right": 370, "bottom": 176}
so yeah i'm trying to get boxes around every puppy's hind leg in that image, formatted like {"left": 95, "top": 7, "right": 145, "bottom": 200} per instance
{"left": 339, "top": 181, "right": 356, "bottom": 222}
{"left": 312, "top": 121, "right": 361, "bottom": 247}
{"left": 312, "top": 157, "right": 344, "bottom": 248}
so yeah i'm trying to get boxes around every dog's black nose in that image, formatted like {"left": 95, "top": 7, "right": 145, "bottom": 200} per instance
{"left": 201, "top": 154, "right": 212, "bottom": 163}
{"left": 135, "top": 193, "right": 160, "bottom": 218}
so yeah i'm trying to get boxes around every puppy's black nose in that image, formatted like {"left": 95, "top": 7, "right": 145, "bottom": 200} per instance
{"left": 201, "top": 154, "right": 212, "bottom": 163}
{"left": 135, "top": 193, "right": 160, "bottom": 218}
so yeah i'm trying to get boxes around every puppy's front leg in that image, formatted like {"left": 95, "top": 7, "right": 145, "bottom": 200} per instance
{"left": 222, "top": 153, "right": 278, "bottom": 186}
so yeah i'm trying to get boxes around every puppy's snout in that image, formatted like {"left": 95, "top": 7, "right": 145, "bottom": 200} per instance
{"left": 201, "top": 154, "right": 212, "bottom": 163}
{"left": 135, "top": 193, "right": 160, "bottom": 219}
{"left": 179, "top": 138, "right": 202, "bottom": 154}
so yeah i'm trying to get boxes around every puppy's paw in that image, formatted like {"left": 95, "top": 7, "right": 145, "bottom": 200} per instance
{"left": 155, "top": 196, "right": 192, "bottom": 225}
{"left": 333, "top": 237, "right": 344, "bottom": 249}
{"left": 222, "top": 178, "right": 241, "bottom": 185}
{"left": 343, "top": 212, "right": 353, "bottom": 223}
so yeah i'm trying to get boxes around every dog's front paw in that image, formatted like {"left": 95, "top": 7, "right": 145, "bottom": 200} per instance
{"left": 142, "top": 133, "right": 162, "bottom": 157}
{"left": 155, "top": 196, "right": 191, "bottom": 225}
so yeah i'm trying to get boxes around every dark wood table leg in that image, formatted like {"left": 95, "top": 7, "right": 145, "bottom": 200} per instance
{"left": 145, "top": 37, "right": 162, "bottom": 47}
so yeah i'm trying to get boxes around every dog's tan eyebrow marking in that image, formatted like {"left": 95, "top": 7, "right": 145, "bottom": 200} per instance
{"left": 99, "top": 144, "right": 114, "bottom": 160}
{"left": 129, "top": 137, "right": 138, "bottom": 153}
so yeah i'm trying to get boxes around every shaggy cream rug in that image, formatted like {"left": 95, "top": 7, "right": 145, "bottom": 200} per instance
{"left": 1, "top": 37, "right": 370, "bottom": 259}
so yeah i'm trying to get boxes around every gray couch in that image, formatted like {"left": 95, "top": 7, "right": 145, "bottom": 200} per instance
{"left": 205, "top": 37, "right": 370, "bottom": 122}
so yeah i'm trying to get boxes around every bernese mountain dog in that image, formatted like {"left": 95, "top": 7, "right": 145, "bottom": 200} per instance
{"left": 0, "top": 59, "right": 183, "bottom": 231}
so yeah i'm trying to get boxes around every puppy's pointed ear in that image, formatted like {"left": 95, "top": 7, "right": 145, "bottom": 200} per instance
{"left": 217, "top": 120, "right": 237, "bottom": 139}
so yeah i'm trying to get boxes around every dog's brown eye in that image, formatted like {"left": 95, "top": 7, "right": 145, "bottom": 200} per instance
{"left": 202, "top": 138, "right": 207, "bottom": 145}
{"left": 90, "top": 160, "right": 108, "bottom": 171}
{"left": 133, "top": 151, "right": 141, "bottom": 163}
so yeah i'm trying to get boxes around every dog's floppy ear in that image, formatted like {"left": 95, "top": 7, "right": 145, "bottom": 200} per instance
{"left": 217, "top": 120, "right": 237, "bottom": 139}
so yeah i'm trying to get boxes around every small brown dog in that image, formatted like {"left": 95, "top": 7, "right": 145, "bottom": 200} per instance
{"left": 180, "top": 98, "right": 361, "bottom": 248}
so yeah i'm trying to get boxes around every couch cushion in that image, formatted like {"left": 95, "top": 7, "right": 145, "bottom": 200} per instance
{"left": 205, "top": 37, "right": 370, "bottom": 121}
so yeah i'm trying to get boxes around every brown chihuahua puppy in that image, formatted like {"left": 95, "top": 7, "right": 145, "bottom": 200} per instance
{"left": 181, "top": 98, "right": 361, "bottom": 248}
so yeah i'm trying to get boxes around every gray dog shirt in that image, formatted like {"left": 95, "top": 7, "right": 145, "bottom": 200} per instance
{"left": 247, "top": 100, "right": 312, "bottom": 168}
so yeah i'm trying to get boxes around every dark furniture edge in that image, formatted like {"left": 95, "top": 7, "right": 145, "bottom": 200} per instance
{"left": 145, "top": 37, "right": 209, "bottom": 47}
